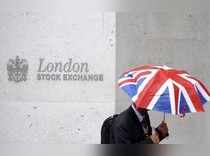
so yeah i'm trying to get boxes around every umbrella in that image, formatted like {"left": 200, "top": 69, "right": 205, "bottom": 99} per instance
{"left": 118, "top": 65, "right": 210, "bottom": 118}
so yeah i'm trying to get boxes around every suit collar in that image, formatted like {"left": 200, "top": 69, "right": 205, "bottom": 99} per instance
{"left": 127, "top": 106, "right": 143, "bottom": 125}
{"left": 131, "top": 104, "right": 143, "bottom": 122}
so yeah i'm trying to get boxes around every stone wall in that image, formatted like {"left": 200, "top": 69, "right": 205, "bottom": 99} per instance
{"left": 0, "top": 9, "right": 115, "bottom": 143}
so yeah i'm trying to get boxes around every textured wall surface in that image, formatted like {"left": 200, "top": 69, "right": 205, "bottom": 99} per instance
{"left": 116, "top": 9, "right": 210, "bottom": 143}
{"left": 0, "top": 9, "right": 115, "bottom": 143}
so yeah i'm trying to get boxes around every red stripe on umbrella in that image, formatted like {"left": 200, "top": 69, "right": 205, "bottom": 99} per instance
{"left": 135, "top": 70, "right": 168, "bottom": 109}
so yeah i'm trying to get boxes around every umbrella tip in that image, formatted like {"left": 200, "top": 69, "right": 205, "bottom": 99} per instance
{"left": 163, "top": 65, "right": 171, "bottom": 69}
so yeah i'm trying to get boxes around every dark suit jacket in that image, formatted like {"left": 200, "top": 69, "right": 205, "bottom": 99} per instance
{"left": 110, "top": 106, "right": 153, "bottom": 144}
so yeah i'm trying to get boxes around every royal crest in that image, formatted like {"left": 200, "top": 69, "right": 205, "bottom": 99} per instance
{"left": 7, "top": 56, "right": 29, "bottom": 82}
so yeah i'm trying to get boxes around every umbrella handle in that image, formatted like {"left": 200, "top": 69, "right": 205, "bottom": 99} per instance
{"left": 162, "top": 112, "right": 169, "bottom": 139}
{"left": 163, "top": 112, "right": 165, "bottom": 122}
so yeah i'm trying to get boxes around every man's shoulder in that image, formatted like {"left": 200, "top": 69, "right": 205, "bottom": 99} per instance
{"left": 113, "top": 106, "right": 137, "bottom": 129}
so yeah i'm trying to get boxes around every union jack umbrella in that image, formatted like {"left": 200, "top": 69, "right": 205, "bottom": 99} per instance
{"left": 118, "top": 65, "right": 210, "bottom": 116}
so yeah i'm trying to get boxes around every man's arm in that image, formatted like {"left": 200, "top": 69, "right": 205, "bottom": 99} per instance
{"left": 113, "top": 126, "right": 155, "bottom": 144}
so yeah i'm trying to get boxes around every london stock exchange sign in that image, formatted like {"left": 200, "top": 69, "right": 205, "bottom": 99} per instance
{"left": 37, "top": 58, "right": 104, "bottom": 81}
{"left": 7, "top": 56, "right": 104, "bottom": 82}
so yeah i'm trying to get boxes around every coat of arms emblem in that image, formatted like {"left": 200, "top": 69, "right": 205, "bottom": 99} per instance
{"left": 7, "top": 56, "right": 29, "bottom": 82}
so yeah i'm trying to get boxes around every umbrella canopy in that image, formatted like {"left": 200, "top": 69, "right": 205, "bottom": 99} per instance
{"left": 118, "top": 65, "right": 210, "bottom": 115}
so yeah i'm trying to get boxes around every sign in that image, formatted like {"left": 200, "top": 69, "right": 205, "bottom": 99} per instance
{"left": 7, "top": 56, "right": 29, "bottom": 83}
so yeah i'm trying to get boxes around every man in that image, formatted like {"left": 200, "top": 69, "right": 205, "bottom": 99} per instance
{"left": 109, "top": 103, "right": 169, "bottom": 144}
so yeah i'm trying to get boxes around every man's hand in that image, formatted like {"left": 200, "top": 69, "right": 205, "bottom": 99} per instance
{"left": 150, "top": 132, "right": 160, "bottom": 144}
{"left": 155, "top": 121, "right": 169, "bottom": 141}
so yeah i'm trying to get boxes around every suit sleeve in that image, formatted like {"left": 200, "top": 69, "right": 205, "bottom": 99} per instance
{"left": 113, "top": 125, "right": 154, "bottom": 144}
